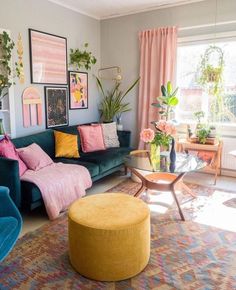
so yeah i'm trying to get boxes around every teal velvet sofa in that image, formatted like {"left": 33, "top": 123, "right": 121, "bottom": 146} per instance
{"left": 0, "top": 124, "right": 131, "bottom": 210}
{"left": 0, "top": 186, "right": 22, "bottom": 262}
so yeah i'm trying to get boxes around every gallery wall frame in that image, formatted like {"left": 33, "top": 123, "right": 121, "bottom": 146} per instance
{"left": 68, "top": 71, "right": 88, "bottom": 110}
{"left": 44, "top": 86, "right": 69, "bottom": 129}
{"left": 29, "top": 29, "right": 68, "bottom": 85}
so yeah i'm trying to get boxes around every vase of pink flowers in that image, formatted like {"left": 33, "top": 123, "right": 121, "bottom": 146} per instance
{"left": 140, "top": 121, "right": 176, "bottom": 169}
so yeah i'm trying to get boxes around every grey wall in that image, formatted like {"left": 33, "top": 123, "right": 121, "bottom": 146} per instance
{"left": 0, "top": 0, "right": 101, "bottom": 137}
{"left": 101, "top": 0, "right": 236, "bottom": 145}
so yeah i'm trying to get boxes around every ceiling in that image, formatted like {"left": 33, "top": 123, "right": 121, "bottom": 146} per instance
{"left": 48, "top": 0, "right": 206, "bottom": 20}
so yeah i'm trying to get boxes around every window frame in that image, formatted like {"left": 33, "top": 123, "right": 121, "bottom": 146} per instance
{"left": 176, "top": 30, "right": 236, "bottom": 133}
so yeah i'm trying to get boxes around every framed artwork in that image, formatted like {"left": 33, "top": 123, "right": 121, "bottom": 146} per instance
{"left": 45, "top": 87, "right": 69, "bottom": 129}
{"left": 29, "top": 29, "right": 67, "bottom": 85}
{"left": 68, "top": 71, "right": 88, "bottom": 109}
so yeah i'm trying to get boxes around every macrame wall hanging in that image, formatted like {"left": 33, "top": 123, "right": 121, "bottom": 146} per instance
{"left": 22, "top": 87, "right": 42, "bottom": 127}
{"left": 17, "top": 33, "right": 25, "bottom": 84}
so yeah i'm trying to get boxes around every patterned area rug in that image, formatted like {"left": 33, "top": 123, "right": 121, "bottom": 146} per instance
{"left": 1, "top": 179, "right": 236, "bottom": 290}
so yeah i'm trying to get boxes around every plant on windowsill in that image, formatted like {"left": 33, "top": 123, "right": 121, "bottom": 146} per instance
{"left": 96, "top": 76, "right": 140, "bottom": 123}
{"left": 0, "top": 31, "right": 21, "bottom": 102}
{"left": 69, "top": 43, "right": 97, "bottom": 71}
{"left": 197, "top": 127, "right": 211, "bottom": 144}
{"left": 152, "top": 81, "right": 179, "bottom": 121}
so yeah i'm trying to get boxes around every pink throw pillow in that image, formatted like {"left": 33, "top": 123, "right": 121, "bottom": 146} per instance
{"left": 0, "top": 135, "right": 27, "bottom": 176}
{"left": 78, "top": 125, "right": 106, "bottom": 153}
{"left": 17, "top": 143, "right": 53, "bottom": 171}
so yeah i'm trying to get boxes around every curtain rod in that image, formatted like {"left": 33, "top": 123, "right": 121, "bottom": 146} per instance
{"left": 179, "top": 20, "right": 236, "bottom": 31}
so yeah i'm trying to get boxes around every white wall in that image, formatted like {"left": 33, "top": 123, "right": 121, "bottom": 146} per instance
{"left": 0, "top": 0, "right": 101, "bottom": 137}
{"left": 101, "top": 0, "right": 236, "bottom": 146}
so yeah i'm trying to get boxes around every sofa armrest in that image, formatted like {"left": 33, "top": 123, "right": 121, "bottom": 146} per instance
{"left": 0, "top": 157, "right": 21, "bottom": 208}
{"left": 117, "top": 130, "right": 131, "bottom": 147}
{"left": 0, "top": 187, "right": 22, "bottom": 222}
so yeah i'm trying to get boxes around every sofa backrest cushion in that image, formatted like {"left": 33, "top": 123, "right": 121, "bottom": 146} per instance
{"left": 54, "top": 131, "right": 80, "bottom": 158}
{"left": 12, "top": 130, "right": 55, "bottom": 158}
{"left": 101, "top": 122, "right": 120, "bottom": 148}
{"left": 78, "top": 125, "right": 106, "bottom": 153}
{"left": 54, "top": 125, "right": 81, "bottom": 149}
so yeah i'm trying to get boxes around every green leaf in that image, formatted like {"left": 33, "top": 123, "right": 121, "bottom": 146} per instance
{"left": 161, "top": 85, "right": 167, "bottom": 97}
{"left": 171, "top": 87, "right": 178, "bottom": 97}
{"left": 122, "top": 77, "right": 140, "bottom": 99}
{"left": 151, "top": 102, "right": 162, "bottom": 108}
{"left": 167, "top": 81, "right": 172, "bottom": 95}
{"left": 168, "top": 96, "right": 179, "bottom": 106}
{"left": 96, "top": 77, "right": 106, "bottom": 98}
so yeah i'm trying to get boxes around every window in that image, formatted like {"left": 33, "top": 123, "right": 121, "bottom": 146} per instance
{"left": 176, "top": 39, "right": 236, "bottom": 124}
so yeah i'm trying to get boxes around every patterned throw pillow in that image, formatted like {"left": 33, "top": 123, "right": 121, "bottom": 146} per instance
{"left": 101, "top": 122, "right": 120, "bottom": 148}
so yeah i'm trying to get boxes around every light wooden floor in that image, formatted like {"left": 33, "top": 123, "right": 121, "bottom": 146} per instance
{"left": 20, "top": 172, "right": 236, "bottom": 237}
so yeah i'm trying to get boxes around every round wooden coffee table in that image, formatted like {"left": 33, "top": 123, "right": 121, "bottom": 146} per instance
{"left": 124, "top": 152, "right": 206, "bottom": 221}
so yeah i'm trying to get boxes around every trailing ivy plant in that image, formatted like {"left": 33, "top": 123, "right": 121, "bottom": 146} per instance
{"left": 0, "top": 31, "right": 21, "bottom": 100}
{"left": 70, "top": 43, "right": 97, "bottom": 70}
{"left": 198, "top": 45, "right": 224, "bottom": 122}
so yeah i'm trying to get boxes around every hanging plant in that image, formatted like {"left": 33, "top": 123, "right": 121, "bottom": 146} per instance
{"left": 198, "top": 45, "right": 225, "bottom": 122}
{"left": 198, "top": 46, "right": 224, "bottom": 88}
{"left": 70, "top": 43, "right": 97, "bottom": 71}
{"left": 0, "top": 31, "right": 21, "bottom": 100}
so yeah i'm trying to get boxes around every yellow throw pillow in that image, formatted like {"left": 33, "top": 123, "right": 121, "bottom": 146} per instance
{"left": 54, "top": 131, "right": 80, "bottom": 158}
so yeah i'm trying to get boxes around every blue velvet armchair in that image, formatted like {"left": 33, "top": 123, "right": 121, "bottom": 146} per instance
{"left": 0, "top": 186, "right": 22, "bottom": 262}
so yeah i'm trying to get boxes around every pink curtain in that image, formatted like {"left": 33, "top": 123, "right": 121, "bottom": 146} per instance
{"left": 138, "top": 27, "right": 178, "bottom": 148}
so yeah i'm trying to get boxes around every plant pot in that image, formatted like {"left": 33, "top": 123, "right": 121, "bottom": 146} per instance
{"left": 103, "top": 120, "right": 113, "bottom": 124}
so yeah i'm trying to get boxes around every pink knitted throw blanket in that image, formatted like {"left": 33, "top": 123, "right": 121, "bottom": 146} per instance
{"left": 21, "top": 163, "right": 92, "bottom": 220}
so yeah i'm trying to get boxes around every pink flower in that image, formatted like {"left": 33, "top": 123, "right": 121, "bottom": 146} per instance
{"left": 155, "top": 121, "right": 176, "bottom": 136}
{"left": 140, "top": 128, "right": 155, "bottom": 143}
{"left": 156, "top": 120, "right": 165, "bottom": 131}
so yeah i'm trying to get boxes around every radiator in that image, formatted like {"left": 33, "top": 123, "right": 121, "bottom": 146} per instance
{"left": 221, "top": 137, "right": 236, "bottom": 170}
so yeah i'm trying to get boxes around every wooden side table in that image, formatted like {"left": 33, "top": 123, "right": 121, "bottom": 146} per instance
{"left": 177, "top": 139, "right": 223, "bottom": 185}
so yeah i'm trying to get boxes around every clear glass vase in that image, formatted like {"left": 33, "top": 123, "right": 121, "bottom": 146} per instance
{"left": 150, "top": 143, "right": 160, "bottom": 171}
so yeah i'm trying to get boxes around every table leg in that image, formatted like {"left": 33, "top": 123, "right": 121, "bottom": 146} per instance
{"left": 134, "top": 184, "right": 147, "bottom": 197}
{"left": 180, "top": 182, "right": 197, "bottom": 198}
{"left": 171, "top": 173, "right": 186, "bottom": 221}
{"left": 170, "top": 184, "right": 185, "bottom": 221}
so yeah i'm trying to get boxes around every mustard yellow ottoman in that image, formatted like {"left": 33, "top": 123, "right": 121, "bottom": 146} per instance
{"left": 68, "top": 193, "right": 150, "bottom": 281}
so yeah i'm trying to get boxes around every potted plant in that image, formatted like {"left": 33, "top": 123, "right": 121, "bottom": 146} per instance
{"left": 199, "top": 46, "right": 224, "bottom": 86}
{"left": 70, "top": 43, "right": 97, "bottom": 70}
{"left": 209, "top": 125, "right": 217, "bottom": 138}
{"left": 96, "top": 77, "right": 139, "bottom": 123}
{"left": 197, "top": 127, "right": 210, "bottom": 144}
{"left": 0, "top": 31, "right": 21, "bottom": 101}
{"left": 152, "top": 81, "right": 179, "bottom": 121}
{"left": 198, "top": 45, "right": 224, "bottom": 122}
{"left": 194, "top": 111, "right": 205, "bottom": 127}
